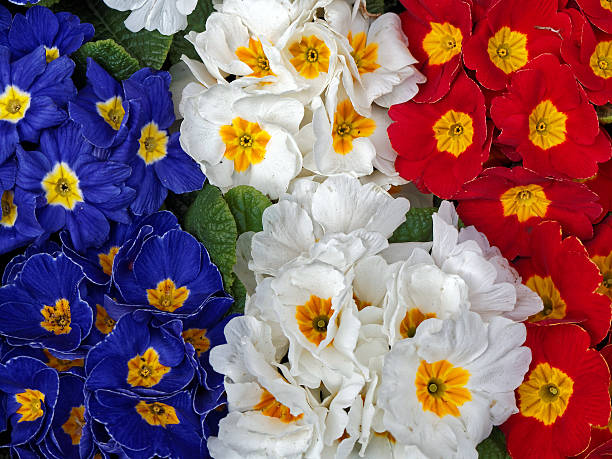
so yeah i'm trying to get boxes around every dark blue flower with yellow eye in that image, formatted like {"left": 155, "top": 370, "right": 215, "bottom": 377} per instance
{"left": 113, "top": 229, "right": 224, "bottom": 320}
{"left": 2, "top": 239, "right": 59, "bottom": 285}
{"left": 8, "top": 6, "right": 94, "bottom": 62}
{"left": 0, "top": 253, "right": 93, "bottom": 354}
{"left": 69, "top": 59, "right": 131, "bottom": 149}
{"left": 88, "top": 389, "right": 204, "bottom": 458}
{"left": 0, "top": 356, "right": 59, "bottom": 446}
{"left": 1, "top": 346, "right": 85, "bottom": 378}
{"left": 110, "top": 69, "right": 204, "bottom": 215}
{"left": 16, "top": 122, "right": 135, "bottom": 251}
{"left": 85, "top": 313, "right": 195, "bottom": 397}
{"left": 0, "top": 45, "right": 75, "bottom": 161}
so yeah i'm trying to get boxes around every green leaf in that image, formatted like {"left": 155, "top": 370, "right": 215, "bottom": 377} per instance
{"left": 228, "top": 273, "right": 247, "bottom": 315}
{"left": 365, "top": 0, "right": 385, "bottom": 14}
{"left": 54, "top": 0, "right": 172, "bottom": 70}
{"left": 224, "top": 186, "right": 272, "bottom": 235}
{"left": 74, "top": 39, "right": 140, "bottom": 81}
{"left": 477, "top": 427, "right": 511, "bottom": 459}
{"left": 167, "top": 0, "right": 214, "bottom": 65}
{"left": 389, "top": 207, "right": 438, "bottom": 243}
{"left": 32, "top": 0, "right": 62, "bottom": 6}
{"left": 597, "top": 104, "right": 612, "bottom": 124}
{"left": 183, "top": 183, "right": 237, "bottom": 289}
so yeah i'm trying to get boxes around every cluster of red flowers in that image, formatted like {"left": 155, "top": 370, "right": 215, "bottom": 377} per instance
{"left": 391, "top": 0, "right": 612, "bottom": 457}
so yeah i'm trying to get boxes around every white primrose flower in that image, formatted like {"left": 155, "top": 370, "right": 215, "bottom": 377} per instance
{"left": 179, "top": 84, "right": 304, "bottom": 199}
{"left": 378, "top": 311, "right": 531, "bottom": 459}
{"left": 103, "top": 0, "right": 197, "bottom": 35}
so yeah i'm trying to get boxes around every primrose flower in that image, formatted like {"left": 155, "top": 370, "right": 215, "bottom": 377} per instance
{"left": 102, "top": 0, "right": 197, "bottom": 35}
{"left": 585, "top": 216, "right": 612, "bottom": 300}
{"left": 576, "top": 0, "right": 612, "bottom": 34}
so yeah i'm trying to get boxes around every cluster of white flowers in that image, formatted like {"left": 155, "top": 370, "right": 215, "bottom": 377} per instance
{"left": 208, "top": 175, "right": 542, "bottom": 458}
{"left": 172, "top": 0, "right": 425, "bottom": 199}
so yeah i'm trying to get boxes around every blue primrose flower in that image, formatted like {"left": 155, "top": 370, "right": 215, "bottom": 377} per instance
{"left": 1, "top": 345, "right": 85, "bottom": 378}
{"left": 2, "top": 239, "right": 59, "bottom": 284}
{"left": 111, "top": 69, "right": 204, "bottom": 215}
{"left": 8, "top": 6, "right": 94, "bottom": 62}
{"left": 69, "top": 59, "right": 131, "bottom": 148}
{"left": 17, "top": 122, "right": 135, "bottom": 251}
{"left": 0, "top": 253, "right": 93, "bottom": 354}
{"left": 0, "top": 356, "right": 58, "bottom": 447}
{"left": 0, "top": 45, "right": 75, "bottom": 161}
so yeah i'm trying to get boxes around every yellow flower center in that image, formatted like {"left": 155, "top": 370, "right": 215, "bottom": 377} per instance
{"left": 127, "top": 347, "right": 170, "bottom": 387}
{"left": 96, "top": 96, "right": 125, "bottom": 131}
{"left": 295, "top": 295, "right": 334, "bottom": 346}
{"left": 0, "top": 85, "right": 31, "bottom": 123}
{"left": 487, "top": 26, "right": 528, "bottom": 74}
{"left": 43, "top": 349, "right": 83, "bottom": 371}
{"left": 289, "top": 35, "right": 331, "bottom": 79}
{"left": 219, "top": 117, "right": 270, "bottom": 173}
{"left": 525, "top": 275, "right": 567, "bottom": 322}
{"left": 500, "top": 184, "right": 551, "bottom": 222}
{"left": 432, "top": 110, "right": 474, "bottom": 157}
{"left": 98, "top": 246, "right": 119, "bottom": 277}
{"left": 138, "top": 122, "right": 168, "bottom": 165}
{"left": 40, "top": 298, "right": 72, "bottom": 335}
{"left": 593, "top": 253, "right": 612, "bottom": 299}
{"left": 353, "top": 294, "right": 372, "bottom": 311}
{"left": 399, "top": 308, "right": 436, "bottom": 339}
{"left": 348, "top": 31, "right": 380, "bottom": 75}
{"left": 332, "top": 99, "right": 377, "bottom": 155}
{"left": 61, "top": 406, "right": 85, "bottom": 445}
{"left": 41, "top": 162, "right": 83, "bottom": 210}
{"left": 44, "top": 47, "right": 60, "bottom": 63}
{"left": 15, "top": 389, "right": 45, "bottom": 423}
{"left": 422, "top": 22, "right": 463, "bottom": 65}
{"left": 528, "top": 100, "right": 568, "bottom": 150}
{"left": 0, "top": 190, "right": 17, "bottom": 228}
{"left": 591, "top": 41, "right": 612, "bottom": 79}
{"left": 415, "top": 359, "right": 471, "bottom": 417}
{"left": 182, "top": 328, "right": 210, "bottom": 357}
{"left": 95, "top": 304, "right": 116, "bottom": 335}
{"left": 236, "top": 37, "right": 276, "bottom": 78}
{"left": 135, "top": 401, "right": 180, "bottom": 428}
{"left": 253, "top": 388, "right": 304, "bottom": 423}
{"left": 518, "top": 362, "right": 574, "bottom": 425}
{"left": 146, "top": 278, "right": 190, "bottom": 312}
{"left": 601, "top": 0, "right": 612, "bottom": 11}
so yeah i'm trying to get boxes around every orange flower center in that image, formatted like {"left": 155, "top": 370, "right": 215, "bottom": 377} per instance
{"left": 295, "top": 295, "right": 334, "bottom": 346}
{"left": 415, "top": 359, "right": 471, "bottom": 417}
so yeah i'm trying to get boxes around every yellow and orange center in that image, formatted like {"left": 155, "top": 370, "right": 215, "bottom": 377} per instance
{"left": 528, "top": 100, "right": 567, "bottom": 150}
{"left": 526, "top": 275, "right": 567, "bottom": 322}
{"left": 432, "top": 110, "right": 474, "bottom": 157}
{"left": 127, "top": 347, "right": 170, "bottom": 387}
{"left": 236, "top": 38, "right": 275, "bottom": 78}
{"left": 98, "top": 246, "right": 119, "bottom": 277}
{"left": 353, "top": 293, "right": 372, "bottom": 311}
{"left": 253, "top": 388, "right": 304, "bottom": 423}
{"left": 0, "top": 190, "right": 17, "bottom": 228}
{"left": 219, "top": 117, "right": 270, "bottom": 173}
{"left": 348, "top": 31, "right": 380, "bottom": 75}
{"left": 487, "top": 27, "right": 528, "bottom": 74}
{"left": 95, "top": 304, "right": 116, "bottom": 335}
{"left": 518, "top": 362, "right": 574, "bottom": 425}
{"left": 591, "top": 41, "right": 612, "bottom": 79}
{"left": 289, "top": 35, "right": 331, "bottom": 79}
{"left": 415, "top": 359, "right": 471, "bottom": 417}
{"left": 182, "top": 328, "right": 210, "bottom": 357}
{"left": 500, "top": 184, "right": 551, "bottom": 222}
{"left": 40, "top": 298, "right": 72, "bottom": 335}
{"left": 0, "top": 85, "right": 30, "bottom": 123}
{"left": 422, "top": 22, "right": 463, "bottom": 65}
{"left": 147, "top": 278, "right": 190, "bottom": 312}
{"left": 96, "top": 96, "right": 125, "bottom": 131}
{"left": 332, "top": 99, "right": 376, "bottom": 155}
{"left": 41, "top": 162, "right": 83, "bottom": 210}
{"left": 15, "top": 389, "right": 45, "bottom": 423}
{"left": 43, "top": 349, "right": 83, "bottom": 371}
{"left": 138, "top": 122, "right": 168, "bottom": 165}
{"left": 45, "top": 47, "right": 60, "bottom": 63}
{"left": 295, "top": 295, "right": 334, "bottom": 346}
{"left": 61, "top": 405, "right": 85, "bottom": 445}
{"left": 135, "top": 401, "right": 180, "bottom": 427}
{"left": 601, "top": 0, "right": 612, "bottom": 12}
{"left": 593, "top": 252, "right": 612, "bottom": 299}
{"left": 399, "top": 308, "right": 436, "bottom": 339}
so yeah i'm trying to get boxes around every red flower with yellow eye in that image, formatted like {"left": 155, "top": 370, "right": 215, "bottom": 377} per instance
{"left": 514, "top": 221, "right": 611, "bottom": 345}
{"left": 456, "top": 166, "right": 602, "bottom": 259}
{"left": 501, "top": 324, "right": 611, "bottom": 459}
{"left": 463, "top": 0, "right": 563, "bottom": 90}
{"left": 576, "top": 0, "right": 612, "bottom": 34}
{"left": 388, "top": 72, "right": 488, "bottom": 198}
{"left": 491, "top": 54, "right": 612, "bottom": 180}
{"left": 399, "top": 0, "right": 472, "bottom": 103}
{"left": 585, "top": 216, "right": 612, "bottom": 301}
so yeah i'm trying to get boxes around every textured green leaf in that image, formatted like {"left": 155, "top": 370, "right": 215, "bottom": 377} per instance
{"left": 389, "top": 207, "right": 438, "bottom": 243}
{"left": 228, "top": 273, "right": 247, "bottom": 315}
{"left": 224, "top": 186, "right": 272, "bottom": 235}
{"left": 74, "top": 39, "right": 140, "bottom": 81}
{"left": 477, "top": 427, "right": 511, "bottom": 459}
{"left": 167, "top": 0, "right": 214, "bottom": 65}
{"left": 31, "top": 0, "right": 62, "bottom": 7}
{"left": 184, "top": 183, "right": 237, "bottom": 289}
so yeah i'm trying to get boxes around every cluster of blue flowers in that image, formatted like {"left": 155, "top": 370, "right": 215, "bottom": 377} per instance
{"left": 0, "top": 4, "right": 234, "bottom": 458}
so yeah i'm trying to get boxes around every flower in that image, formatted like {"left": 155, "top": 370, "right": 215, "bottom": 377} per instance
{"left": 463, "top": 0, "right": 563, "bottom": 90}
{"left": 0, "top": 253, "right": 93, "bottom": 354}
{"left": 575, "top": 0, "right": 612, "bottom": 34}
{"left": 388, "top": 71, "right": 489, "bottom": 198}
{"left": 102, "top": 0, "right": 197, "bottom": 35}
{"left": 16, "top": 122, "right": 135, "bottom": 251}
{"left": 0, "top": 45, "right": 75, "bottom": 161}
{"left": 399, "top": 0, "right": 472, "bottom": 102}
{"left": 491, "top": 54, "right": 612, "bottom": 179}
{"left": 514, "top": 221, "right": 611, "bottom": 345}
{"left": 581, "top": 157, "right": 612, "bottom": 223}
{"left": 585, "top": 216, "right": 612, "bottom": 300}
{"left": 378, "top": 311, "right": 531, "bottom": 459}
{"left": 456, "top": 167, "right": 602, "bottom": 259}
{"left": 501, "top": 324, "right": 611, "bottom": 459}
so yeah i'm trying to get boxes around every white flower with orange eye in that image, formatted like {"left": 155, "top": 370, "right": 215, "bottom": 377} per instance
{"left": 324, "top": 0, "right": 425, "bottom": 114}
{"left": 179, "top": 84, "right": 303, "bottom": 199}
{"left": 378, "top": 311, "right": 531, "bottom": 459}
{"left": 102, "top": 0, "right": 197, "bottom": 35}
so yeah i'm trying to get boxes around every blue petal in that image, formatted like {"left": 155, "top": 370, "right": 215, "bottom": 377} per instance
{"left": 29, "top": 56, "right": 76, "bottom": 106}
{"left": 155, "top": 134, "right": 205, "bottom": 194}
{"left": 11, "top": 47, "right": 46, "bottom": 91}
{"left": 129, "top": 163, "right": 167, "bottom": 215}
{"left": 64, "top": 203, "right": 110, "bottom": 251}
{"left": 0, "top": 122, "right": 19, "bottom": 163}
